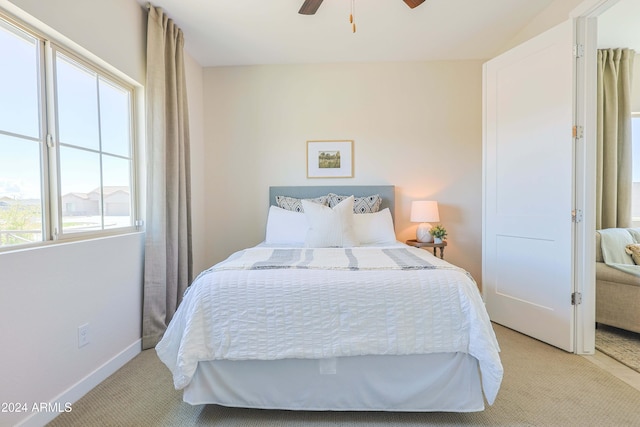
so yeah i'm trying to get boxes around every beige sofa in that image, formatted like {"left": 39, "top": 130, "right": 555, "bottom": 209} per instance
{"left": 596, "top": 229, "right": 640, "bottom": 334}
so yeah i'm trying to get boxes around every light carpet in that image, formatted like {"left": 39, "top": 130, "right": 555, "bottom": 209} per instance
{"left": 48, "top": 324, "right": 640, "bottom": 427}
{"left": 596, "top": 324, "right": 640, "bottom": 374}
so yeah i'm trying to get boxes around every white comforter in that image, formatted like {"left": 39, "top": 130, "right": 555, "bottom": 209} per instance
{"left": 156, "top": 244, "right": 503, "bottom": 404}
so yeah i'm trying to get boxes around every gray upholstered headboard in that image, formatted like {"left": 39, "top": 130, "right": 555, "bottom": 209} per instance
{"left": 269, "top": 185, "right": 395, "bottom": 220}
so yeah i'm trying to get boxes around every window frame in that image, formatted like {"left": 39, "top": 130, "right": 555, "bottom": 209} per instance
{"left": 631, "top": 113, "right": 640, "bottom": 227}
{"left": 0, "top": 11, "right": 140, "bottom": 252}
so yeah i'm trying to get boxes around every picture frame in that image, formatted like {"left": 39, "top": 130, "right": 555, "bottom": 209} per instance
{"left": 306, "top": 140, "right": 354, "bottom": 178}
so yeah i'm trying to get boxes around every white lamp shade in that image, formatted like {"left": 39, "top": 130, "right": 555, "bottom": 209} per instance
{"left": 411, "top": 201, "right": 439, "bottom": 243}
{"left": 410, "top": 201, "right": 440, "bottom": 223}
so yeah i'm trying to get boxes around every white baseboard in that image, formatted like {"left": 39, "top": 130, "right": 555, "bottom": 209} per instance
{"left": 17, "top": 339, "right": 142, "bottom": 427}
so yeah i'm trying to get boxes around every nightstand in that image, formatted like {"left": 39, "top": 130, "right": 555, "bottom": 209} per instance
{"left": 406, "top": 239, "right": 447, "bottom": 259}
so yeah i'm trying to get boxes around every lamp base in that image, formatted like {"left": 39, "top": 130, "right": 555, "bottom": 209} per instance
{"left": 416, "top": 223, "right": 433, "bottom": 243}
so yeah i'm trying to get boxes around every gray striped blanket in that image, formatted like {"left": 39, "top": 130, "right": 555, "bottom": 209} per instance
{"left": 202, "top": 246, "right": 459, "bottom": 274}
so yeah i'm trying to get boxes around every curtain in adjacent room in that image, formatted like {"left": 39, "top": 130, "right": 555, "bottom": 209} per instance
{"left": 143, "top": 4, "right": 193, "bottom": 349}
{"left": 596, "top": 48, "right": 635, "bottom": 230}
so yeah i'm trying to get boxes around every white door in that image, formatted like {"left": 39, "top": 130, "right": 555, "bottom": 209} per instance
{"left": 483, "top": 20, "right": 575, "bottom": 352}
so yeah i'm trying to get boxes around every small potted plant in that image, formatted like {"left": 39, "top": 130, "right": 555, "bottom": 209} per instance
{"left": 430, "top": 224, "right": 447, "bottom": 244}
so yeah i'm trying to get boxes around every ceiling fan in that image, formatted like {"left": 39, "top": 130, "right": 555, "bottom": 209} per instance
{"left": 299, "top": 0, "right": 426, "bottom": 15}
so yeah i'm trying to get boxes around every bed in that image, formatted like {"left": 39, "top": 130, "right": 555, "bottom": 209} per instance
{"left": 156, "top": 185, "right": 503, "bottom": 412}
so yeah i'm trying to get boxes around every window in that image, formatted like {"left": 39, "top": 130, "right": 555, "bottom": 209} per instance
{"left": 0, "top": 18, "right": 43, "bottom": 247}
{"left": 0, "top": 15, "right": 137, "bottom": 249}
{"left": 632, "top": 115, "right": 640, "bottom": 226}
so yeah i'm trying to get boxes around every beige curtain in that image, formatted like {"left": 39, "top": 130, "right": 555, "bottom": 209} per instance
{"left": 596, "top": 48, "right": 635, "bottom": 230}
{"left": 142, "top": 4, "right": 193, "bottom": 349}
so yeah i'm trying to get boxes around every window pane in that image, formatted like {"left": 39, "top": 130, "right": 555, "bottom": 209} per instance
{"left": 0, "top": 20, "right": 40, "bottom": 138}
{"left": 56, "top": 54, "right": 99, "bottom": 150}
{"left": 0, "top": 134, "right": 43, "bottom": 246}
{"left": 100, "top": 78, "right": 131, "bottom": 157}
{"left": 59, "top": 146, "right": 101, "bottom": 233}
{"left": 632, "top": 117, "right": 640, "bottom": 225}
{"left": 102, "top": 155, "right": 132, "bottom": 229}
{"left": 55, "top": 54, "right": 135, "bottom": 237}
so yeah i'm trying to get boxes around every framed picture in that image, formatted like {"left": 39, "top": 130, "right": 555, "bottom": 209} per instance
{"left": 306, "top": 140, "right": 354, "bottom": 178}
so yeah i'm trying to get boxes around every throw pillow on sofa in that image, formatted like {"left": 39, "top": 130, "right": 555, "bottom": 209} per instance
{"left": 625, "top": 244, "right": 640, "bottom": 265}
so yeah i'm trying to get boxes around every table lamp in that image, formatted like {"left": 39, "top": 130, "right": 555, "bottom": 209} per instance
{"left": 410, "top": 201, "right": 440, "bottom": 243}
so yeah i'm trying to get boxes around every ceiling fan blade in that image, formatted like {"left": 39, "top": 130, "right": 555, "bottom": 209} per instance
{"left": 403, "top": 0, "right": 426, "bottom": 8}
{"left": 299, "top": 0, "right": 324, "bottom": 15}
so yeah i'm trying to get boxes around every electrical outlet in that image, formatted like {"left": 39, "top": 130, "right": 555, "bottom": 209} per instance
{"left": 78, "top": 323, "right": 90, "bottom": 348}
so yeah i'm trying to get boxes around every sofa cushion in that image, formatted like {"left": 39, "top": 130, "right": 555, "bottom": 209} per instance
{"left": 596, "top": 228, "right": 640, "bottom": 277}
{"left": 597, "top": 228, "right": 640, "bottom": 262}
{"left": 596, "top": 262, "right": 640, "bottom": 287}
{"left": 598, "top": 228, "right": 636, "bottom": 265}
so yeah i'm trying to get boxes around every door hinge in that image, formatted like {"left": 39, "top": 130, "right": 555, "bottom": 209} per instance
{"left": 573, "top": 44, "right": 584, "bottom": 58}
{"left": 572, "top": 125, "right": 583, "bottom": 139}
{"left": 46, "top": 134, "right": 55, "bottom": 148}
{"left": 571, "top": 209, "right": 583, "bottom": 223}
{"left": 571, "top": 292, "right": 582, "bottom": 305}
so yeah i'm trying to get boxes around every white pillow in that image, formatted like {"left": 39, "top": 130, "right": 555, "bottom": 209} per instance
{"left": 353, "top": 208, "right": 396, "bottom": 245}
{"left": 302, "top": 196, "right": 359, "bottom": 248}
{"left": 265, "top": 206, "right": 308, "bottom": 245}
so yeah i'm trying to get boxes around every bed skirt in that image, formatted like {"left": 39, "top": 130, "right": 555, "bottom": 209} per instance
{"left": 183, "top": 352, "right": 485, "bottom": 412}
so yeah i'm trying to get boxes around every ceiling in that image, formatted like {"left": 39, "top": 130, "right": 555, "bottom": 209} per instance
{"left": 598, "top": 0, "right": 640, "bottom": 52}
{"left": 140, "top": 0, "right": 559, "bottom": 67}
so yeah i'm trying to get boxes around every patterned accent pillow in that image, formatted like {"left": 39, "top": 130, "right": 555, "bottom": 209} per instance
{"left": 275, "top": 195, "right": 328, "bottom": 213}
{"left": 327, "top": 193, "right": 382, "bottom": 214}
{"left": 625, "top": 244, "right": 640, "bottom": 265}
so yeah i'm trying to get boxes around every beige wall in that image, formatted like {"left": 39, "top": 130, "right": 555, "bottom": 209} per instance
{"left": 4, "top": 0, "right": 146, "bottom": 84}
{"left": 202, "top": 61, "right": 484, "bottom": 284}
{"left": 497, "top": 0, "right": 586, "bottom": 56}
{"left": 184, "top": 52, "right": 207, "bottom": 275}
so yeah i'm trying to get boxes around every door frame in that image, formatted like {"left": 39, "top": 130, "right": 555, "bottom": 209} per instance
{"left": 572, "top": 0, "right": 620, "bottom": 354}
